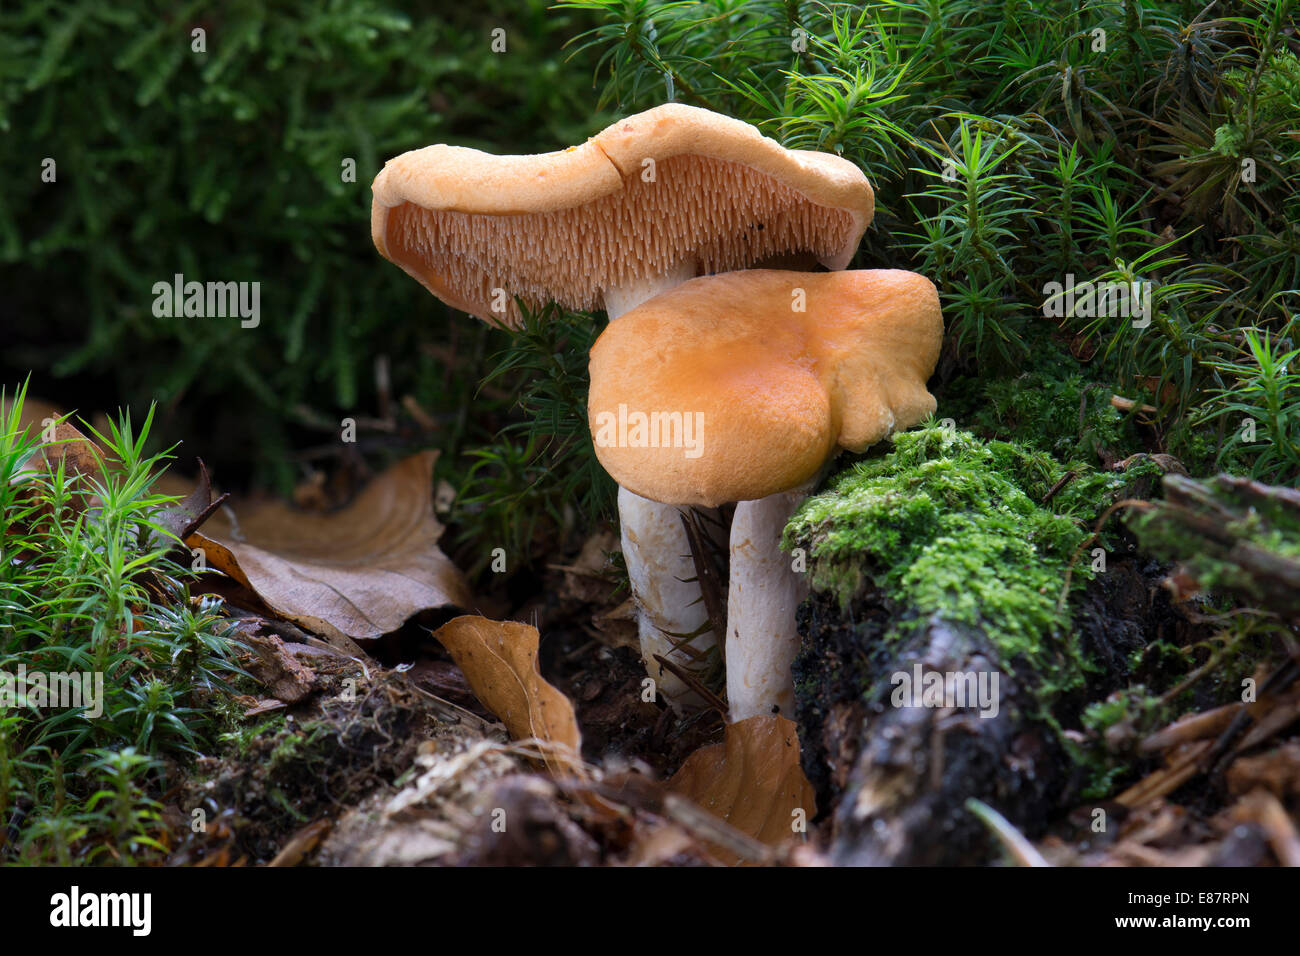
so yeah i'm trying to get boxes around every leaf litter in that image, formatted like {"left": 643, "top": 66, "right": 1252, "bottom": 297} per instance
{"left": 2, "top": 396, "right": 866, "bottom": 867}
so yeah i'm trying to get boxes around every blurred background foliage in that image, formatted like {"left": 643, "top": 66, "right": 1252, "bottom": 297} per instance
{"left": 1, "top": 0, "right": 1298, "bottom": 576}
{"left": 0, "top": 0, "right": 610, "bottom": 513}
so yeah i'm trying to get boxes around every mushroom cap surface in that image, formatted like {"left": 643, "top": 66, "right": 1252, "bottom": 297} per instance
{"left": 371, "top": 104, "right": 874, "bottom": 324}
{"left": 587, "top": 269, "right": 943, "bottom": 507}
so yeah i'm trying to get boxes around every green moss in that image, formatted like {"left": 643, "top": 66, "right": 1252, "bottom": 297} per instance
{"left": 268, "top": 721, "right": 331, "bottom": 773}
{"left": 1163, "top": 417, "right": 1223, "bottom": 476}
{"left": 1075, "top": 686, "right": 1159, "bottom": 797}
{"left": 785, "top": 425, "right": 1142, "bottom": 701}
{"left": 938, "top": 335, "right": 1134, "bottom": 462}
{"left": 975, "top": 369, "right": 1124, "bottom": 461}
{"left": 217, "top": 714, "right": 286, "bottom": 757}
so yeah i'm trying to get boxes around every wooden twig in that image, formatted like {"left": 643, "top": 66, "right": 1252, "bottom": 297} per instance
{"left": 1141, "top": 703, "right": 1240, "bottom": 753}
{"left": 1116, "top": 741, "right": 1213, "bottom": 808}
{"left": 1110, "top": 394, "right": 1158, "bottom": 416}
{"left": 1040, "top": 470, "right": 1078, "bottom": 505}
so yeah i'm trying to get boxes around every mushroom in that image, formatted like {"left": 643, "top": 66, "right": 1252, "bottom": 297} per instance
{"left": 587, "top": 269, "right": 944, "bottom": 721}
{"left": 371, "top": 104, "right": 874, "bottom": 706}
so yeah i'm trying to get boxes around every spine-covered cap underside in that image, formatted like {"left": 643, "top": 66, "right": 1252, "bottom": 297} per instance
{"left": 371, "top": 104, "right": 874, "bottom": 324}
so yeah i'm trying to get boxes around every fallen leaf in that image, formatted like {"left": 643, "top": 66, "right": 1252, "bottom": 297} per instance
{"left": 6, "top": 404, "right": 104, "bottom": 524}
{"left": 432, "top": 615, "right": 582, "bottom": 774}
{"left": 190, "top": 451, "right": 471, "bottom": 642}
{"left": 12, "top": 401, "right": 100, "bottom": 483}
{"left": 154, "top": 459, "right": 228, "bottom": 544}
{"left": 268, "top": 819, "right": 332, "bottom": 867}
{"left": 668, "top": 714, "right": 815, "bottom": 863}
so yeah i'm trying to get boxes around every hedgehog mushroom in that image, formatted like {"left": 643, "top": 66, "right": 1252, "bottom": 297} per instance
{"left": 371, "top": 104, "right": 873, "bottom": 706}
{"left": 588, "top": 269, "right": 944, "bottom": 721}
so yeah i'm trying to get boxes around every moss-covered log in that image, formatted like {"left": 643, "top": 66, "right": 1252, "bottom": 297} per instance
{"left": 796, "top": 599, "right": 1065, "bottom": 864}
{"left": 784, "top": 426, "right": 1175, "bottom": 863}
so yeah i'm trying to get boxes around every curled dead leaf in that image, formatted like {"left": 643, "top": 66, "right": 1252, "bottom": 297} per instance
{"left": 432, "top": 615, "right": 582, "bottom": 775}
{"left": 668, "top": 714, "right": 816, "bottom": 864}
{"left": 190, "top": 451, "right": 471, "bottom": 642}
{"left": 154, "top": 459, "right": 228, "bottom": 544}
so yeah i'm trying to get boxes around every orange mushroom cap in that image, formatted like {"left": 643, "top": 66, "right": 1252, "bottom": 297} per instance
{"left": 587, "top": 269, "right": 944, "bottom": 508}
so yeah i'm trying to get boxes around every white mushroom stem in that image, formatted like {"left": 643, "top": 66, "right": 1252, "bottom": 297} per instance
{"left": 602, "top": 260, "right": 717, "bottom": 709}
{"left": 618, "top": 488, "right": 715, "bottom": 704}
{"left": 726, "top": 490, "right": 810, "bottom": 722}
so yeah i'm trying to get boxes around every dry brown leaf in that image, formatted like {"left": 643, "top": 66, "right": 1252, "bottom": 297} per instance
{"left": 432, "top": 615, "right": 582, "bottom": 774}
{"left": 191, "top": 451, "right": 471, "bottom": 642}
{"left": 5, "top": 401, "right": 103, "bottom": 521}
{"left": 267, "top": 819, "right": 332, "bottom": 868}
{"left": 16, "top": 411, "right": 101, "bottom": 483}
{"left": 668, "top": 714, "right": 815, "bottom": 862}
{"left": 153, "top": 459, "right": 227, "bottom": 543}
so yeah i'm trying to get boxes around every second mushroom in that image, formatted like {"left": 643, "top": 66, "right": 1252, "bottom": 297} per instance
{"left": 588, "top": 269, "right": 943, "bottom": 721}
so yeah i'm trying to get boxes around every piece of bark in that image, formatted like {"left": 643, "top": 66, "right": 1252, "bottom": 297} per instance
{"left": 796, "top": 596, "right": 1064, "bottom": 866}
{"left": 793, "top": 542, "right": 1199, "bottom": 865}
{"left": 240, "top": 631, "right": 317, "bottom": 704}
